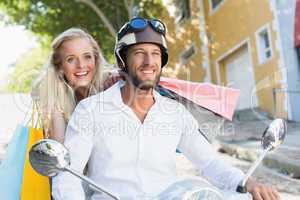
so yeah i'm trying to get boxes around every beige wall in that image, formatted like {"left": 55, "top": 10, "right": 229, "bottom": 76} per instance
{"left": 161, "top": 0, "right": 206, "bottom": 82}
{"left": 202, "top": 0, "right": 286, "bottom": 117}
{"left": 162, "top": 0, "right": 287, "bottom": 118}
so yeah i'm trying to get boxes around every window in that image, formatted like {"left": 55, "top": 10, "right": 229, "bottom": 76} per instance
{"left": 175, "top": 0, "right": 191, "bottom": 24}
{"left": 180, "top": 44, "right": 196, "bottom": 65}
{"left": 256, "top": 25, "right": 273, "bottom": 64}
{"left": 210, "top": 0, "right": 224, "bottom": 11}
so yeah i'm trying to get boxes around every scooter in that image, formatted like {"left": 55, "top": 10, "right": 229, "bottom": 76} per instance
{"left": 28, "top": 118, "right": 286, "bottom": 200}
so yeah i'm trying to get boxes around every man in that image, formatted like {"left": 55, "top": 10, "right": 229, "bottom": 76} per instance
{"left": 52, "top": 18, "right": 280, "bottom": 200}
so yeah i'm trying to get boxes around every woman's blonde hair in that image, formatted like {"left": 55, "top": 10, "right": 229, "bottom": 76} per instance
{"left": 32, "top": 27, "right": 106, "bottom": 132}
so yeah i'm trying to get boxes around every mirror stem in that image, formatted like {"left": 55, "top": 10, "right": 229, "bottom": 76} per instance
{"left": 65, "top": 167, "right": 120, "bottom": 200}
{"left": 241, "top": 146, "right": 271, "bottom": 187}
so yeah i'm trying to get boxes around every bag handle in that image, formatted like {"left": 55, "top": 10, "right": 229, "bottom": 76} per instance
{"left": 31, "top": 100, "right": 43, "bottom": 129}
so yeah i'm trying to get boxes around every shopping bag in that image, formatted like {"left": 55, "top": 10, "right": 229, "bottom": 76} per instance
{"left": 0, "top": 125, "right": 30, "bottom": 200}
{"left": 159, "top": 77, "right": 240, "bottom": 120}
{"left": 158, "top": 77, "right": 240, "bottom": 142}
{"left": 20, "top": 101, "right": 51, "bottom": 200}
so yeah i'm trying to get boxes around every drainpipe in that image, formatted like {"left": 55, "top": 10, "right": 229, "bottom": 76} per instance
{"left": 196, "top": 0, "right": 211, "bottom": 83}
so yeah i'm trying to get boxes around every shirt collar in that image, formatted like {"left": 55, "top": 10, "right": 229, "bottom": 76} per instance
{"left": 109, "top": 80, "right": 162, "bottom": 108}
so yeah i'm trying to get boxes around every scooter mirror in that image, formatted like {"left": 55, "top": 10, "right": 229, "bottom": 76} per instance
{"left": 29, "top": 139, "right": 121, "bottom": 200}
{"left": 237, "top": 118, "right": 287, "bottom": 193}
{"left": 29, "top": 139, "right": 70, "bottom": 177}
{"left": 261, "top": 118, "right": 287, "bottom": 151}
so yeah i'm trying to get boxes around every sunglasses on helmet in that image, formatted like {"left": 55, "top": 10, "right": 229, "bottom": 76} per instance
{"left": 117, "top": 17, "right": 166, "bottom": 41}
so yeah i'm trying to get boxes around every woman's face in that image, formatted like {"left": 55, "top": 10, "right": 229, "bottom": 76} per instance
{"left": 59, "top": 37, "right": 96, "bottom": 89}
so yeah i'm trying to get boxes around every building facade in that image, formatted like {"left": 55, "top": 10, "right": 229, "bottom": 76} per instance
{"left": 162, "top": 0, "right": 300, "bottom": 121}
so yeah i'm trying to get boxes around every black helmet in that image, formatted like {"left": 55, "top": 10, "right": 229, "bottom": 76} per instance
{"left": 114, "top": 17, "right": 168, "bottom": 69}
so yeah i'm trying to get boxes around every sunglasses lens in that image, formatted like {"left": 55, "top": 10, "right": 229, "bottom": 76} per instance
{"left": 151, "top": 20, "right": 165, "bottom": 35}
{"left": 118, "top": 18, "right": 166, "bottom": 41}
{"left": 131, "top": 18, "right": 147, "bottom": 29}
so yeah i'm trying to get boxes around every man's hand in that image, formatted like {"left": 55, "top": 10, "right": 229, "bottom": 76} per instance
{"left": 245, "top": 179, "right": 280, "bottom": 200}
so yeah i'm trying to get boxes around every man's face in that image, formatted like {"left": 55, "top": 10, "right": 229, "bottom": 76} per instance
{"left": 125, "top": 43, "right": 162, "bottom": 90}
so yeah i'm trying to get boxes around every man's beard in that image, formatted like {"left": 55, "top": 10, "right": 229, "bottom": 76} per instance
{"left": 129, "top": 69, "right": 162, "bottom": 90}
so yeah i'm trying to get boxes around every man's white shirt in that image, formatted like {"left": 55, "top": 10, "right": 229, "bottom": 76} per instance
{"left": 52, "top": 81, "right": 244, "bottom": 200}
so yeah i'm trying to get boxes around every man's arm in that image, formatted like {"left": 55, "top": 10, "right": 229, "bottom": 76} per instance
{"left": 52, "top": 102, "right": 94, "bottom": 200}
{"left": 177, "top": 107, "right": 244, "bottom": 191}
{"left": 177, "top": 107, "right": 280, "bottom": 199}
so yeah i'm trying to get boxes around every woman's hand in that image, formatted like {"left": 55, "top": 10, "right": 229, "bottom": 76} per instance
{"left": 103, "top": 70, "right": 122, "bottom": 90}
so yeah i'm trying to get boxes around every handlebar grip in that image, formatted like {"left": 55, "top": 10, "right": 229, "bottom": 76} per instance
{"left": 236, "top": 185, "right": 247, "bottom": 193}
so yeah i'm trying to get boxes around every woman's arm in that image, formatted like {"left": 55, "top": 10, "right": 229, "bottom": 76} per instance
{"left": 49, "top": 111, "right": 66, "bottom": 143}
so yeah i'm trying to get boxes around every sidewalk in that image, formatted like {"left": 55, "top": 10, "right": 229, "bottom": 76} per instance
{"left": 184, "top": 103, "right": 300, "bottom": 179}
{"left": 215, "top": 117, "right": 300, "bottom": 180}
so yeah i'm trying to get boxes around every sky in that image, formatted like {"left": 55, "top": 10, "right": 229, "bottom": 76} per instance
{"left": 0, "top": 25, "right": 36, "bottom": 88}
{"left": 0, "top": 25, "right": 36, "bottom": 73}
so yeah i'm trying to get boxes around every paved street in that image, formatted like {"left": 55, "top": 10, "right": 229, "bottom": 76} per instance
{"left": 176, "top": 153, "right": 300, "bottom": 200}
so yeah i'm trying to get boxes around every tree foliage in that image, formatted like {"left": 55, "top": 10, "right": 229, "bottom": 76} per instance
{"left": 7, "top": 43, "right": 50, "bottom": 93}
{"left": 0, "top": 0, "right": 165, "bottom": 60}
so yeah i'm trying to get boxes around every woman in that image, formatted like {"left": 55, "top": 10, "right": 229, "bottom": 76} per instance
{"left": 32, "top": 27, "right": 115, "bottom": 143}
